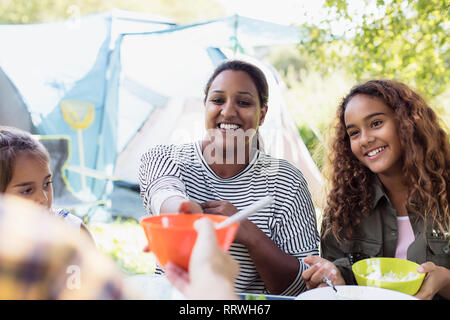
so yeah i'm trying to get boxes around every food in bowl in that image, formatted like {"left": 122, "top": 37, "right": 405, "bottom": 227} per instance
{"left": 352, "top": 257, "right": 425, "bottom": 295}
{"left": 365, "top": 270, "right": 420, "bottom": 281}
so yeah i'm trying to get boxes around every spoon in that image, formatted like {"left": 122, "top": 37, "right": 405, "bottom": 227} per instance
{"left": 304, "top": 262, "right": 338, "bottom": 293}
{"left": 215, "top": 196, "right": 274, "bottom": 229}
{"left": 322, "top": 276, "right": 338, "bottom": 293}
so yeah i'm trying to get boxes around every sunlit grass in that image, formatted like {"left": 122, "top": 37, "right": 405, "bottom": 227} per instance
{"left": 88, "top": 218, "right": 157, "bottom": 275}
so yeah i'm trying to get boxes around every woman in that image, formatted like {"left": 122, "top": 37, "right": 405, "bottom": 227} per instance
{"left": 139, "top": 60, "right": 319, "bottom": 295}
{"left": 301, "top": 80, "right": 450, "bottom": 300}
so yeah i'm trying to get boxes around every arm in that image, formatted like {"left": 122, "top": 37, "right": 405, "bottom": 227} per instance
{"left": 415, "top": 262, "right": 450, "bottom": 300}
{"left": 139, "top": 145, "right": 195, "bottom": 215}
{"left": 80, "top": 223, "right": 96, "bottom": 245}
{"left": 201, "top": 200, "right": 300, "bottom": 294}
{"left": 241, "top": 220, "right": 301, "bottom": 294}
{"left": 320, "top": 225, "right": 357, "bottom": 285}
{"left": 201, "top": 180, "right": 319, "bottom": 295}
{"left": 160, "top": 196, "right": 203, "bottom": 214}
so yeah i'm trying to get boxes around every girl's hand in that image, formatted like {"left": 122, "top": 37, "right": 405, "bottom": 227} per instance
{"left": 301, "top": 255, "right": 345, "bottom": 290}
{"left": 414, "top": 262, "right": 450, "bottom": 300}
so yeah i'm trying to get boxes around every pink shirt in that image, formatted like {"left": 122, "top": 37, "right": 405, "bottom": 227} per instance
{"left": 395, "top": 216, "right": 415, "bottom": 260}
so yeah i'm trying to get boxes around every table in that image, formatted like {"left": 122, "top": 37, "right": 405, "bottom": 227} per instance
{"left": 123, "top": 274, "right": 298, "bottom": 300}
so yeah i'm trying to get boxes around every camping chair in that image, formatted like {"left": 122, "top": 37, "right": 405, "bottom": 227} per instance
{"left": 37, "top": 135, "right": 108, "bottom": 219}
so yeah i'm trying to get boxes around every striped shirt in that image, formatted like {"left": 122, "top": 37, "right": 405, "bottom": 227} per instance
{"left": 139, "top": 142, "right": 319, "bottom": 296}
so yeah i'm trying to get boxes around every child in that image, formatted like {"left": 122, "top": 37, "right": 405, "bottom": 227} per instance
{"left": 301, "top": 80, "right": 450, "bottom": 300}
{"left": 0, "top": 126, "right": 94, "bottom": 243}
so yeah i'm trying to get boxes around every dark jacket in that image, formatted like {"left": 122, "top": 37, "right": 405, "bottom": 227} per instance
{"left": 321, "top": 179, "right": 449, "bottom": 299}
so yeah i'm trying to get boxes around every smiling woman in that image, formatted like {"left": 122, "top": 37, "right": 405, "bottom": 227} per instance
{"left": 202, "top": 61, "right": 267, "bottom": 170}
{"left": 301, "top": 80, "right": 450, "bottom": 300}
{"left": 344, "top": 94, "right": 403, "bottom": 178}
{"left": 139, "top": 60, "right": 320, "bottom": 296}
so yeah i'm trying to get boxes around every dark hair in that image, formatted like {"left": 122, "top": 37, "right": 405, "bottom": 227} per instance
{"left": 204, "top": 60, "right": 269, "bottom": 107}
{"left": 0, "top": 126, "right": 50, "bottom": 192}
{"left": 323, "top": 80, "right": 450, "bottom": 241}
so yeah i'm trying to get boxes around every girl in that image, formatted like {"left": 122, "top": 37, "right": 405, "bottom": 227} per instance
{"left": 0, "top": 126, "right": 94, "bottom": 242}
{"left": 301, "top": 80, "right": 450, "bottom": 300}
{"left": 139, "top": 60, "right": 319, "bottom": 295}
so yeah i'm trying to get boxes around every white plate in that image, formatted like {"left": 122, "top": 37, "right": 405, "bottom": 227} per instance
{"left": 296, "top": 285, "right": 418, "bottom": 300}
{"left": 123, "top": 274, "right": 185, "bottom": 300}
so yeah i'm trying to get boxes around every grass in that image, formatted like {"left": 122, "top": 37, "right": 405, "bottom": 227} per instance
{"left": 88, "top": 218, "right": 157, "bottom": 275}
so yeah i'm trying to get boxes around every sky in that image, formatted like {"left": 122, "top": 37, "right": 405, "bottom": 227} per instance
{"left": 215, "top": 0, "right": 328, "bottom": 26}
{"left": 214, "top": 0, "right": 382, "bottom": 35}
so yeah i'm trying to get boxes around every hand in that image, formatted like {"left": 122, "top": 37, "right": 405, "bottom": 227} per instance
{"left": 414, "top": 262, "right": 450, "bottom": 300}
{"left": 165, "top": 217, "right": 239, "bottom": 300}
{"left": 143, "top": 199, "right": 203, "bottom": 252}
{"left": 160, "top": 196, "right": 202, "bottom": 214}
{"left": 301, "top": 255, "right": 345, "bottom": 290}
{"left": 200, "top": 200, "right": 238, "bottom": 217}
{"left": 200, "top": 200, "right": 254, "bottom": 244}
{"left": 178, "top": 200, "right": 203, "bottom": 214}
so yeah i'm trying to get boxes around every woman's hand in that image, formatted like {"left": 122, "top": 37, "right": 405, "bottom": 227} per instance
{"left": 200, "top": 200, "right": 255, "bottom": 244}
{"left": 160, "top": 196, "right": 203, "bottom": 214}
{"left": 144, "top": 198, "right": 203, "bottom": 252}
{"left": 414, "top": 262, "right": 450, "bottom": 300}
{"left": 301, "top": 255, "right": 345, "bottom": 290}
{"left": 178, "top": 200, "right": 203, "bottom": 214}
{"left": 165, "top": 218, "right": 239, "bottom": 300}
{"left": 200, "top": 200, "right": 238, "bottom": 217}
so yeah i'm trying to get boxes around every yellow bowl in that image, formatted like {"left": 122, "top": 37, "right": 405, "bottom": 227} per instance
{"left": 352, "top": 257, "right": 425, "bottom": 295}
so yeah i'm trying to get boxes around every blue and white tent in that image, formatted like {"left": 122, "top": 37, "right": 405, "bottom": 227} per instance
{"left": 0, "top": 11, "right": 323, "bottom": 213}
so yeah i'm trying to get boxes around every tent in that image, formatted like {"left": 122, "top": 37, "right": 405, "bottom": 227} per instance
{"left": 0, "top": 11, "right": 323, "bottom": 217}
{"left": 0, "top": 66, "right": 34, "bottom": 132}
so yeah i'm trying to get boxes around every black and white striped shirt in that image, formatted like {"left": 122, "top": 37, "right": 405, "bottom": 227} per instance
{"left": 139, "top": 141, "right": 319, "bottom": 296}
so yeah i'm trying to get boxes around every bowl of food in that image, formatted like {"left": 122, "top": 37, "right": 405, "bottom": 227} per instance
{"left": 140, "top": 214, "right": 238, "bottom": 270}
{"left": 352, "top": 257, "right": 425, "bottom": 295}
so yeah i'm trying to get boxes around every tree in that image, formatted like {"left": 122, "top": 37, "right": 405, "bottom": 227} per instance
{"left": 297, "top": 0, "right": 449, "bottom": 99}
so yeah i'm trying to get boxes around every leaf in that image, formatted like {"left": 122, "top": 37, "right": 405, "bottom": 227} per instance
{"left": 299, "top": 0, "right": 449, "bottom": 98}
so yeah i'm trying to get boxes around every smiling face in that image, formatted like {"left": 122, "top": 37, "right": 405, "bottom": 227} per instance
{"left": 204, "top": 70, "right": 267, "bottom": 154}
{"left": 4, "top": 153, "right": 53, "bottom": 209}
{"left": 344, "top": 94, "right": 403, "bottom": 177}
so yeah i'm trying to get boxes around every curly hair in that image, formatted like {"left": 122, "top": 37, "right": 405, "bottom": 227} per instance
{"left": 322, "top": 80, "right": 450, "bottom": 241}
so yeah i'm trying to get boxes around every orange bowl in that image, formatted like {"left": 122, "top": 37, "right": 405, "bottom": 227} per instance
{"left": 140, "top": 214, "right": 239, "bottom": 270}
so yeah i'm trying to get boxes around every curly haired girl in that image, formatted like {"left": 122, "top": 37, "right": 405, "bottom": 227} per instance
{"left": 301, "top": 80, "right": 450, "bottom": 300}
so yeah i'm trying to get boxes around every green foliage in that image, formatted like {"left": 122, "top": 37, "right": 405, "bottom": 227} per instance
{"left": 297, "top": 0, "right": 450, "bottom": 98}
{"left": 297, "top": 125, "right": 325, "bottom": 171}
{"left": 89, "top": 218, "right": 157, "bottom": 275}
{"left": 0, "top": 0, "right": 225, "bottom": 24}
{"left": 268, "top": 47, "right": 357, "bottom": 169}
{"left": 266, "top": 46, "right": 308, "bottom": 86}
